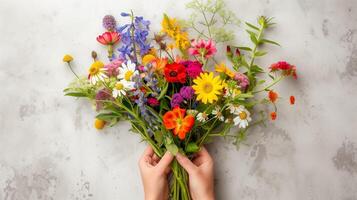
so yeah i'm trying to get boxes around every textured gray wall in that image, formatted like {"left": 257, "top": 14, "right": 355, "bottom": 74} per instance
{"left": 0, "top": 0, "right": 356, "bottom": 199}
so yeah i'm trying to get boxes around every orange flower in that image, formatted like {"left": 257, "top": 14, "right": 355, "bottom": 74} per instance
{"left": 163, "top": 107, "right": 195, "bottom": 140}
{"left": 152, "top": 58, "right": 168, "bottom": 73}
{"left": 268, "top": 90, "right": 278, "bottom": 103}
{"left": 270, "top": 112, "right": 277, "bottom": 120}
{"left": 290, "top": 96, "right": 295, "bottom": 105}
{"left": 94, "top": 118, "right": 106, "bottom": 130}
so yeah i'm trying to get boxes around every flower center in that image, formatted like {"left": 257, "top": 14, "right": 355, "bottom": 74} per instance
{"left": 203, "top": 83, "right": 213, "bottom": 93}
{"left": 124, "top": 71, "right": 134, "bottom": 81}
{"left": 115, "top": 83, "right": 124, "bottom": 90}
{"left": 89, "top": 66, "right": 99, "bottom": 75}
{"left": 239, "top": 111, "right": 247, "bottom": 120}
{"left": 169, "top": 71, "right": 178, "bottom": 77}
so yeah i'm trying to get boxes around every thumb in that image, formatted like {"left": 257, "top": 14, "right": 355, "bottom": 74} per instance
{"left": 156, "top": 151, "right": 174, "bottom": 172}
{"left": 176, "top": 153, "right": 197, "bottom": 174}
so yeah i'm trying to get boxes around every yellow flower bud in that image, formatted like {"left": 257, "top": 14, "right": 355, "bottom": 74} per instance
{"left": 63, "top": 54, "right": 73, "bottom": 63}
{"left": 94, "top": 118, "right": 105, "bottom": 130}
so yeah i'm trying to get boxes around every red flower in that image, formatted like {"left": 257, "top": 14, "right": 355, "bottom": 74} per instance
{"left": 163, "top": 107, "right": 195, "bottom": 140}
{"left": 96, "top": 31, "right": 121, "bottom": 45}
{"left": 269, "top": 61, "right": 297, "bottom": 79}
{"left": 268, "top": 90, "right": 278, "bottom": 103}
{"left": 290, "top": 96, "right": 295, "bottom": 105}
{"left": 164, "top": 63, "right": 187, "bottom": 83}
{"left": 270, "top": 112, "right": 277, "bottom": 120}
{"left": 147, "top": 97, "right": 160, "bottom": 107}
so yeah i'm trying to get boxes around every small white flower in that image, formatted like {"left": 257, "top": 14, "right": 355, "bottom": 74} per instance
{"left": 197, "top": 112, "right": 208, "bottom": 122}
{"left": 233, "top": 106, "right": 252, "bottom": 128}
{"left": 117, "top": 60, "right": 139, "bottom": 81}
{"left": 112, "top": 79, "right": 135, "bottom": 98}
{"left": 212, "top": 106, "right": 224, "bottom": 121}
{"left": 227, "top": 104, "right": 240, "bottom": 114}
{"left": 187, "top": 109, "right": 199, "bottom": 116}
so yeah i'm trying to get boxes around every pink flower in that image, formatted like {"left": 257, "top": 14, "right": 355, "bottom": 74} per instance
{"left": 104, "top": 58, "right": 123, "bottom": 77}
{"left": 147, "top": 97, "right": 160, "bottom": 107}
{"left": 188, "top": 39, "right": 217, "bottom": 59}
{"left": 233, "top": 72, "right": 249, "bottom": 91}
{"left": 186, "top": 61, "right": 203, "bottom": 78}
{"left": 96, "top": 31, "right": 121, "bottom": 45}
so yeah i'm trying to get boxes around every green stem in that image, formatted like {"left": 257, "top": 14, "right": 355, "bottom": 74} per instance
{"left": 248, "top": 25, "right": 265, "bottom": 77}
{"left": 67, "top": 63, "right": 79, "bottom": 79}
{"left": 253, "top": 75, "right": 284, "bottom": 93}
{"left": 198, "top": 118, "right": 218, "bottom": 147}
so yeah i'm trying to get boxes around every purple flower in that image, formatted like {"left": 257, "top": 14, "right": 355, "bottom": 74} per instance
{"left": 95, "top": 88, "right": 113, "bottom": 111}
{"left": 186, "top": 61, "right": 203, "bottom": 78}
{"left": 179, "top": 86, "right": 194, "bottom": 100}
{"left": 102, "top": 15, "right": 116, "bottom": 31}
{"left": 171, "top": 93, "right": 184, "bottom": 108}
{"left": 233, "top": 72, "right": 249, "bottom": 91}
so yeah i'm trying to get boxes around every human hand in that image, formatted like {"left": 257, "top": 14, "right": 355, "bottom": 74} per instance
{"left": 138, "top": 146, "right": 174, "bottom": 200}
{"left": 176, "top": 147, "right": 215, "bottom": 200}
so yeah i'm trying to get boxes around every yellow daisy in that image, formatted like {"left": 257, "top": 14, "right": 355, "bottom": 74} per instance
{"left": 192, "top": 72, "right": 223, "bottom": 104}
{"left": 215, "top": 63, "right": 235, "bottom": 78}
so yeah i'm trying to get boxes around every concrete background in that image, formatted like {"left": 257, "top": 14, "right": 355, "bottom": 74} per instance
{"left": 0, "top": 0, "right": 356, "bottom": 199}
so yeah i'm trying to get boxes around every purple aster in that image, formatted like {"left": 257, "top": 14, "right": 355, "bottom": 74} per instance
{"left": 233, "top": 72, "right": 249, "bottom": 91}
{"left": 102, "top": 15, "right": 117, "bottom": 31}
{"left": 179, "top": 86, "right": 194, "bottom": 100}
{"left": 171, "top": 93, "right": 184, "bottom": 108}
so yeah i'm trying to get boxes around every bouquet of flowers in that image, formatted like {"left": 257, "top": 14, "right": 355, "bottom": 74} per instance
{"left": 63, "top": 0, "right": 297, "bottom": 199}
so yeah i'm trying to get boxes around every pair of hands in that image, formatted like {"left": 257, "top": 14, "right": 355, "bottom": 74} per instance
{"left": 138, "top": 146, "right": 215, "bottom": 200}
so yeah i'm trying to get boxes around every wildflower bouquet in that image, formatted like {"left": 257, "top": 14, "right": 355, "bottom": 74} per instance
{"left": 63, "top": 0, "right": 297, "bottom": 199}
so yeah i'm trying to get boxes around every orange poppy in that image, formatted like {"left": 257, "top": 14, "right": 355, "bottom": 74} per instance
{"left": 163, "top": 107, "right": 195, "bottom": 140}
{"left": 290, "top": 95, "right": 295, "bottom": 105}
{"left": 270, "top": 112, "right": 277, "bottom": 120}
{"left": 268, "top": 90, "right": 278, "bottom": 103}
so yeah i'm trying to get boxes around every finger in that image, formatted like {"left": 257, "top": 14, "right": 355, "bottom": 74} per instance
{"left": 142, "top": 146, "right": 154, "bottom": 157}
{"left": 196, "top": 147, "right": 212, "bottom": 162}
{"left": 156, "top": 151, "right": 174, "bottom": 172}
{"left": 153, "top": 154, "right": 160, "bottom": 162}
{"left": 176, "top": 153, "right": 197, "bottom": 174}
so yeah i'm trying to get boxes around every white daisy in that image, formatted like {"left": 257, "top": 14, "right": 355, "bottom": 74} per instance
{"left": 227, "top": 104, "right": 240, "bottom": 114}
{"left": 233, "top": 106, "right": 252, "bottom": 128}
{"left": 197, "top": 112, "right": 208, "bottom": 122}
{"left": 212, "top": 106, "right": 224, "bottom": 121}
{"left": 112, "top": 79, "right": 135, "bottom": 98}
{"left": 117, "top": 60, "right": 139, "bottom": 81}
{"left": 88, "top": 61, "right": 108, "bottom": 85}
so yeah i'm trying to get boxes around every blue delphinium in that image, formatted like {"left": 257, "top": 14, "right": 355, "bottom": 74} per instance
{"left": 116, "top": 13, "right": 151, "bottom": 61}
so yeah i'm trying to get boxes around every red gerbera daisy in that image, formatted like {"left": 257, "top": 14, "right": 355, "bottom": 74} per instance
{"left": 164, "top": 62, "right": 187, "bottom": 83}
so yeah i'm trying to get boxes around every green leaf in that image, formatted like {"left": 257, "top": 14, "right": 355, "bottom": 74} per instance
{"left": 254, "top": 51, "right": 267, "bottom": 57}
{"left": 261, "top": 39, "right": 280, "bottom": 46}
{"left": 246, "top": 30, "right": 257, "bottom": 37}
{"left": 250, "top": 34, "right": 258, "bottom": 45}
{"left": 158, "top": 82, "right": 168, "bottom": 100}
{"left": 236, "top": 46, "right": 252, "bottom": 51}
{"left": 96, "top": 113, "right": 120, "bottom": 121}
{"left": 154, "top": 131, "right": 163, "bottom": 145}
{"left": 185, "top": 142, "right": 200, "bottom": 153}
{"left": 166, "top": 143, "right": 178, "bottom": 155}
{"left": 64, "top": 92, "right": 88, "bottom": 97}
{"left": 251, "top": 65, "right": 264, "bottom": 73}
{"left": 245, "top": 22, "right": 259, "bottom": 31}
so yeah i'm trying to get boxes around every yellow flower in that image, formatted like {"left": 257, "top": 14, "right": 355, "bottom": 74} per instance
{"left": 215, "top": 63, "right": 235, "bottom": 78}
{"left": 167, "top": 43, "right": 175, "bottom": 50}
{"left": 142, "top": 54, "right": 156, "bottom": 66}
{"left": 63, "top": 54, "right": 73, "bottom": 63}
{"left": 175, "top": 32, "right": 190, "bottom": 50}
{"left": 88, "top": 61, "right": 107, "bottom": 85}
{"left": 161, "top": 15, "right": 181, "bottom": 38}
{"left": 192, "top": 72, "right": 223, "bottom": 104}
{"left": 94, "top": 118, "right": 105, "bottom": 130}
